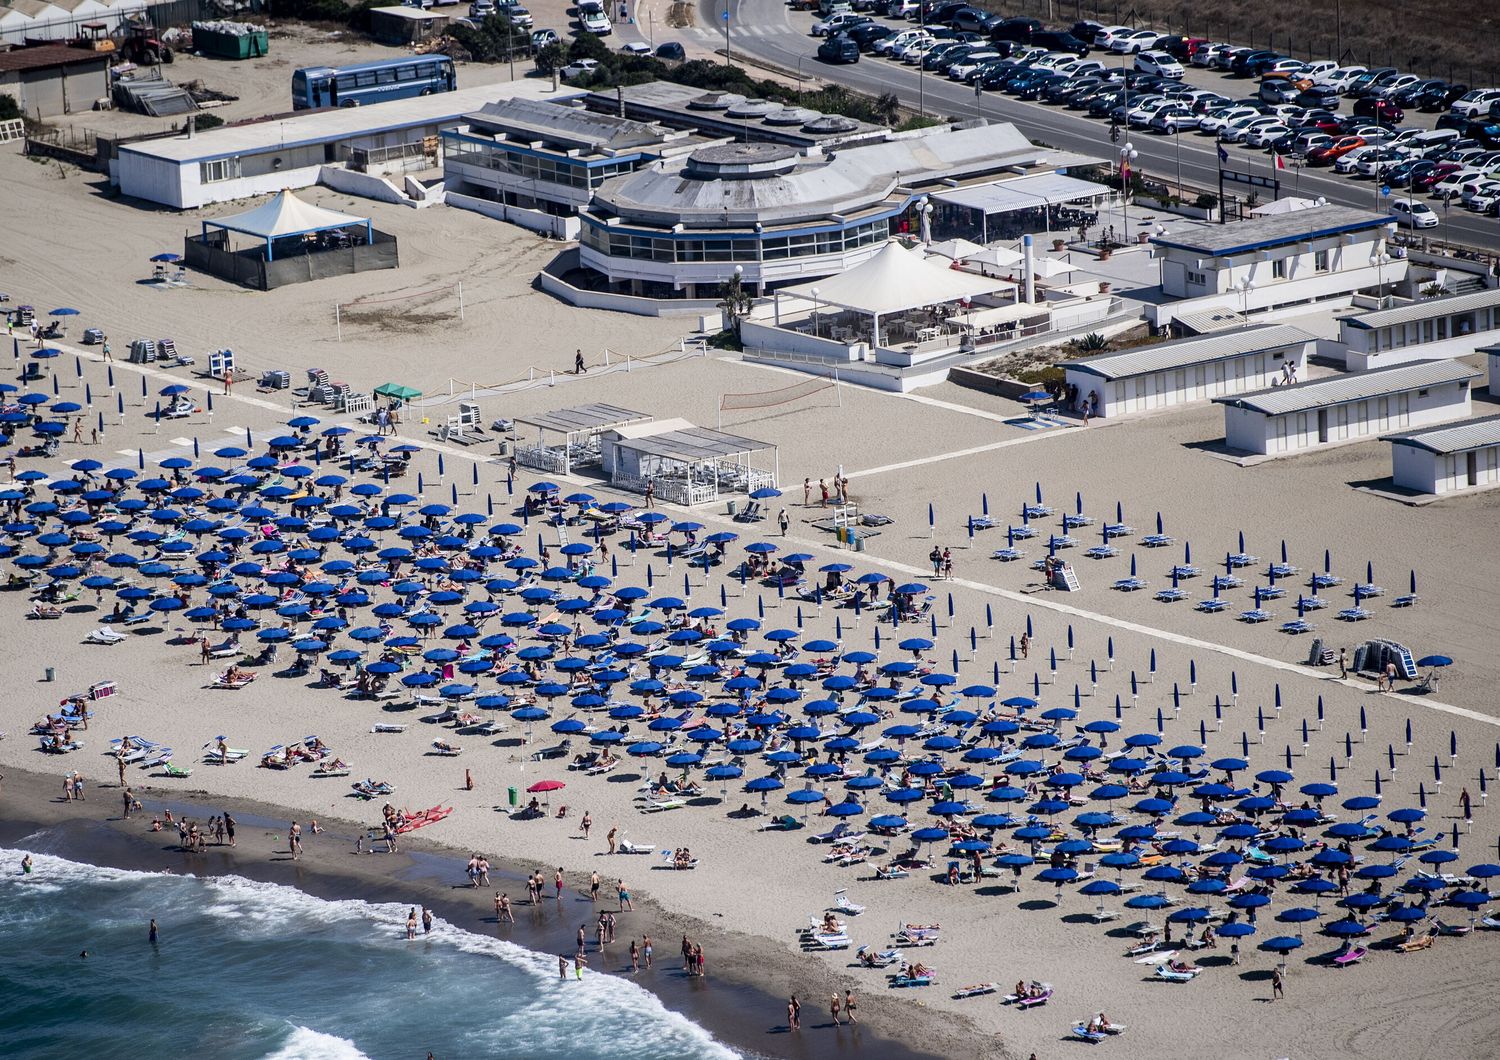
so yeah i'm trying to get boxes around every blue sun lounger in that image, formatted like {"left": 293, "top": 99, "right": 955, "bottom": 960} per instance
{"left": 1154, "top": 588, "right": 1187, "bottom": 603}
{"left": 1084, "top": 544, "right": 1118, "bottom": 559}
{"left": 1195, "top": 598, "right": 1228, "bottom": 613}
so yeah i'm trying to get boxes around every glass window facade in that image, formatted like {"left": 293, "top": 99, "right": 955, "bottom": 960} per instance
{"left": 443, "top": 136, "right": 639, "bottom": 191}
{"left": 579, "top": 216, "right": 889, "bottom": 264}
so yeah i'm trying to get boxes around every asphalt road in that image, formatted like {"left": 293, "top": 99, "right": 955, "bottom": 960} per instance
{"left": 666, "top": 0, "right": 1500, "bottom": 253}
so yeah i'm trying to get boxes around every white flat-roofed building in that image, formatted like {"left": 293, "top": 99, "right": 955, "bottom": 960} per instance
{"left": 1146, "top": 204, "right": 1406, "bottom": 331}
{"left": 114, "top": 80, "right": 574, "bottom": 209}
{"left": 1482, "top": 343, "right": 1500, "bottom": 395}
{"left": 1061, "top": 323, "right": 1314, "bottom": 418}
{"left": 1215, "top": 359, "right": 1479, "bottom": 456}
{"left": 1338, "top": 287, "right": 1500, "bottom": 371}
{"left": 1385, "top": 414, "right": 1500, "bottom": 496}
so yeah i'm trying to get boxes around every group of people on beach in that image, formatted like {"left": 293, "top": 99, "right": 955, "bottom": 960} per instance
{"left": 464, "top": 853, "right": 492, "bottom": 887}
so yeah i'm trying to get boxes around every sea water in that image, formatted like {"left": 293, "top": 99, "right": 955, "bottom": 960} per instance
{"left": 0, "top": 846, "right": 738, "bottom": 1060}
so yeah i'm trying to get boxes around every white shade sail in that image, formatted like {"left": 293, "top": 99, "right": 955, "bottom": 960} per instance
{"left": 206, "top": 191, "right": 369, "bottom": 240}
{"left": 925, "top": 237, "right": 985, "bottom": 261}
{"left": 782, "top": 241, "right": 1009, "bottom": 316}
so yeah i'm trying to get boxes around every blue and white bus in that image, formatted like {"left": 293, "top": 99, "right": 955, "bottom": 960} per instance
{"left": 291, "top": 55, "right": 456, "bottom": 110}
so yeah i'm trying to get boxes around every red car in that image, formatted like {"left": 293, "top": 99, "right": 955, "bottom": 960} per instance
{"left": 1306, "top": 135, "right": 1366, "bottom": 166}
{"left": 1414, "top": 161, "right": 1464, "bottom": 192}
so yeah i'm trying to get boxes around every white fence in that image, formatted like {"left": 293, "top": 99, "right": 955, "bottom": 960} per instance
{"left": 445, "top": 191, "right": 579, "bottom": 241}
{"left": 0, "top": 118, "right": 24, "bottom": 146}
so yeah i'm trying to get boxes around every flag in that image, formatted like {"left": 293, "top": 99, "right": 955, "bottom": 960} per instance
{"left": 1275, "top": 153, "right": 1285, "bottom": 170}
{"left": 1217, "top": 144, "right": 1229, "bottom": 164}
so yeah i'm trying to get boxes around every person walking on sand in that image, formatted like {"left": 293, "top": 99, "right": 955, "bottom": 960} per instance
{"left": 803, "top": 478, "right": 811, "bottom": 506}
{"left": 819, "top": 479, "right": 829, "bottom": 507}
{"left": 574, "top": 349, "right": 586, "bottom": 375}
{"left": 464, "top": 768, "right": 473, "bottom": 791}
{"left": 1020, "top": 631, "right": 1030, "bottom": 660}
{"left": 1338, "top": 647, "right": 1348, "bottom": 680}
{"left": 618, "top": 879, "right": 632, "bottom": 911}
{"left": 630, "top": 938, "right": 640, "bottom": 972}
{"left": 222, "top": 370, "right": 232, "bottom": 395}
{"left": 830, "top": 993, "right": 842, "bottom": 1026}
{"left": 642, "top": 933, "right": 653, "bottom": 969}
{"left": 778, "top": 509, "right": 789, "bottom": 536}
{"left": 844, "top": 990, "right": 857, "bottom": 1024}
{"left": 580, "top": 810, "right": 592, "bottom": 839}
{"left": 64, "top": 774, "right": 74, "bottom": 802}
{"left": 224, "top": 811, "right": 236, "bottom": 847}
{"left": 289, "top": 820, "right": 302, "bottom": 860}
{"left": 577, "top": 924, "right": 587, "bottom": 956}
{"left": 102, "top": 336, "right": 112, "bottom": 362}
{"left": 555, "top": 867, "right": 565, "bottom": 901}
{"left": 590, "top": 871, "right": 601, "bottom": 902}
{"left": 644, "top": 478, "right": 654, "bottom": 509}
{"left": 1272, "top": 966, "right": 1284, "bottom": 1000}
{"left": 116, "top": 754, "right": 126, "bottom": 787}
{"left": 122, "top": 788, "right": 134, "bottom": 819}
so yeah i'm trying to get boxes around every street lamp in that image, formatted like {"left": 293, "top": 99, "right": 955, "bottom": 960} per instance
{"left": 1119, "top": 142, "right": 1139, "bottom": 242}
{"left": 1374, "top": 251, "right": 1392, "bottom": 301}
{"left": 1238, "top": 277, "right": 1255, "bottom": 320}
{"left": 811, "top": 286, "right": 821, "bottom": 338}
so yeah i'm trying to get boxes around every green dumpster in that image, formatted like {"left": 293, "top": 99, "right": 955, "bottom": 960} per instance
{"left": 507, "top": 785, "right": 518, "bottom": 807}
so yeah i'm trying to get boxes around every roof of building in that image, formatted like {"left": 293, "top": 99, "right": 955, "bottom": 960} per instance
{"left": 1214, "top": 359, "right": 1479, "bottom": 416}
{"left": 461, "top": 98, "right": 678, "bottom": 156}
{"left": 0, "top": 0, "right": 66, "bottom": 18}
{"left": 0, "top": 43, "right": 109, "bottom": 72}
{"left": 513, "top": 403, "right": 652, "bottom": 436}
{"left": 930, "top": 172, "right": 1110, "bottom": 214}
{"left": 1150, "top": 204, "right": 1392, "bottom": 258}
{"left": 118, "top": 81, "right": 575, "bottom": 165}
{"left": 591, "top": 122, "right": 1044, "bottom": 228}
{"left": 368, "top": 4, "right": 448, "bottom": 18}
{"left": 1062, "top": 323, "right": 1316, "bottom": 381}
{"left": 593, "top": 81, "right": 888, "bottom": 148}
{"left": 1340, "top": 286, "right": 1500, "bottom": 330}
{"left": 204, "top": 190, "right": 368, "bottom": 240}
{"left": 1384, "top": 413, "right": 1500, "bottom": 455}
{"left": 611, "top": 423, "right": 775, "bottom": 461}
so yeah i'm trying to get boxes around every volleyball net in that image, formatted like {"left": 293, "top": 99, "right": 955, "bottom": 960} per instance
{"left": 718, "top": 373, "right": 840, "bottom": 428}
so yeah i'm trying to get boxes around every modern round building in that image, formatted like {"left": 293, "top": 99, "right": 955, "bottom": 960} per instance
{"left": 576, "top": 118, "right": 1052, "bottom": 299}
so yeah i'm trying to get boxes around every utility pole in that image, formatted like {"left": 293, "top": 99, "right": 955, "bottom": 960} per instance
{"left": 722, "top": 2, "right": 731, "bottom": 65}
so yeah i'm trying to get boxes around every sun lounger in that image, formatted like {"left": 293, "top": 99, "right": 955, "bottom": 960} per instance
{"left": 1152, "top": 964, "right": 1200, "bottom": 982}
{"left": 1434, "top": 919, "right": 1471, "bottom": 936}
{"left": 431, "top": 740, "right": 462, "bottom": 757}
{"left": 1112, "top": 577, "right": 1146, "bottom": 592}
{"left": 874, "top": 864, "right": 910, "bottom": 880}
{"left": 162, "top": 760, "right": 192, "bottom": 778}
{"left": 1238, "top": 608, "right": 1271, "bottom": 623}
{"left": 1337, "top": 607, "right": 1371, "bottom": 621}
{"left": 1154, "top": 588, "right": 1187, "bottom": 603}
{"left": 889, "top": 971, "right": 935, "bottom": 987}
{"left": 640, "top": 798, "right": 686, "bottom": 813}
{"left": 855, "top": 945, "right": 900, "bottom": 968}
{"left": 1003, "top": 983, "right": 1053, "bottom": 1007}
{"left": 371, "top": 724, "right": 407, "bottom": 734}
{"left": 834, "top": 889, "right": 865, "bottom": 916}
{"left": 813, "top": 821, "right": 861, "bottom": 844}
{"left": 954, "top": 983, "right": 997, "bottom": 999}
{"left": 531, "top": 738, "right": 571, "bottom": 762}
{"left": 618, "top": 838, "right": 655, "bottom": 854}
{"left": 1333, "top": 946, "right": 1367, "bottom": 966}
{"left": 758, "top": 814, "right": 802, "bottom": 832}
{"left": 1071, "top": 1026, "right": 1107, "bottom": 1044}
{"left": 1479, "top": 915, "right": 1500, "bottom": 930}
{"left": 85, "top": 626, "right": 127, "bottom": 645}
{"left": 1395, "top": 932, "right": 1435, "bottom": 953}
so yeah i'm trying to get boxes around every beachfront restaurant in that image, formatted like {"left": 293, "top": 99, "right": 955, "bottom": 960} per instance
{"left": 600, "top": 418, "right": 777, "bottom": 506}
{"left": 1337, "top": 287, "right": 1500, "bottom": 371}
{"left": 1061, "top": 323, "right": 1315, "bottom": 419}
{"left": 928, "top": 172, "right": 1110, "bottom": 245}
{"left": 1385, "top": 414, "right": 1500, "bottom": 496}
{"left": 184, "top": 191, "right": 398, "bottom": 291}
{"left": 1215, "top": 358, "right": 1479, "bottom": 457}
{"left": 511, "top": 403, "right": 653, "bottom": 475}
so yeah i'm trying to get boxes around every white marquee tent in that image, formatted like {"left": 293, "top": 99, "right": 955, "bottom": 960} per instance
{"left": 200, "top": 191, "right": 372, "bottom": 261}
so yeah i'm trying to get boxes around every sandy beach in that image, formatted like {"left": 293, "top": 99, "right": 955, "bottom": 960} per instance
{"left": 3, "top": 119, "right": 1500, "bottom": 1059}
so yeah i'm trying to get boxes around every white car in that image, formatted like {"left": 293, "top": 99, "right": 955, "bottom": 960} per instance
{"left": 1246, "top": 123, "right": 1290, "bottom": 148}
{"left": 1053, "top": 58, "right": 1105, "bottom": 78}
{"left": 901, "top": 39, "right": 940, "bottom": 64}
{"left": 579, "top": 7, "right": 611, "bottom": 33}
{"left": 1390, "top": 200, "right": 1438, "bottom": 228}
{"left": 620, "top": 40, "right": 650, "bottom": 55}
{"left": 559, "top": 58, "right": 600, "bottom": 79}
{"left": 1465, "top": 181, "right": 1500, "bottom": 212}
{"left": 875, "top": 28, "right": 926, "bottom": 56}
{"left": 811, "top": 11, "right": 865, "bottom": 35}
{"left": 1219, "top": 115, "right": 1281, "bottom": 143}
{"left": 1366, "top": 73, "right": 1421, "bottom": 99}
{"left": 1148, "top": 104, "right": 1198, "bottom": 132}
{"left": 468, "top": 0, "right": 495, "bottom": 14}
{"left": 888, "top": 32, "right": 934, "bottom": 59}
{"left": 1333, "top": 145, "right": 1379, "bottom": 174}
{"left": 1319, "top": 65, "right": 1367, "bottom": 93}
{"left": 1197, "top": 105, "right": 1260, "bottom": 134}
{"left": 1191, "top": 42, "right": 1228, "bottom": 66}
{"left": 945, "top": 53, "right": 996, "bottom": 80}
{"left": 1300, "top": 59, "right": 1338, "bottom": 83}
{"left": 1108, "top": 28, "right": 1160, "bottom": 53}
{"left": 1134, "top": 51, "right": 1182, "bottom": 78}
{"left": 1431, "top": 168, "right": 1480, "bottom": 200}
{"left": 1091, "top": 24, "right": 1133, "bottom": 49}
{"left": 1450, "top": 88, "right": 1500, "bottom": 118}
{"left": 1260, "top": 58, "right": 1306, "bottom": 77}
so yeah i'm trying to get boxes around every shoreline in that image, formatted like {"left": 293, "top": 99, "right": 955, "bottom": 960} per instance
{"left": 0, "top": 764, "right": 985, "bottom": 1060}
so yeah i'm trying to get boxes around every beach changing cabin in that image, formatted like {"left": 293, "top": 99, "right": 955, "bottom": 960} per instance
{"left": 1338, "top": 287, "right": 1500, "bottom": 371}
{"left": 1215, "top": 359, "right": 1479, "bottom": 456}
{"left": 1060, "top": 323, "right": 1314, "bottom": 419}
{"left": 1385, "top": 414, "right": 1500, "bottom": 496}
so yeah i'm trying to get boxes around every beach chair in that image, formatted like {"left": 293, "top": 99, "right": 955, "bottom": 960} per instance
{"left": 1003, "top": 982, "right": 1053, "bottom": 1006}
{"left": 1395, "top": 931, "right": 1436, "bottom": 953}
{"left": 1084, "top": 545, "right": 1118, "bottom": 559}
{"left": 873, "top": 864, "right": 910, "bottom": 880}
{"left": 833, "top": 889, "right": 866, "bottom": 916}
{"left": 640, "top": 798, "right": 686, "bottom": 813}
{"left": 1337, "top": 606, "right": 1371, "bottom": 622}
{"left": 1151, "top": 963, "right": 1201, "bottom": 982}
{"left": 1112, "top": 576, "right": 1146, "bottom": 592}
{"left": 1434, "top": 919, "right": 1472, "bottom": 937}
{"left": 531, "top": 738, "right": 571, "bottom": 762}
{"left": 813, "top": 821, "right": 859, "bottom": 845}
{"left": 430, "top": 739, "right": 463, "bottom": 757}
{"left": 1070, "top": 1025, "right": 1108, "bottom": 1044}
{"left": 758, "top": 815, "right": 802, "bottom": 832}
{"left": 162, "top": 760, "right": 192, "bottom": 779}
{"left": 991, "top": 547, "right": 1027, "bottom": 562}
{"left": 618, "top": 837, "right": 655, "bottom": 855}
{"left": 855, "top": 945, "right": 899, "bottom": 968}
{"left": 1153, "top": 588, "right": 1187, "bottom": 603}
{"left": 889, "top": 969, "right": 935, "bottom": 987}
{"left": 1280, "top": 618, "right": 1315, "bottom": 635}
{"left": 1195, "top": 598, "right": 1228, "bottom": 613}
{"left": 954, "top": 983, "right": 998, "bottom": 999}
{"left": 1333, "top": 945, "right": 1367, "bottom": 966}
{"left": 84, "top": 626, "right": 126, "bottom": 645}
{"left": 1238, "top": 608, "right": 1271, "bottom": 623}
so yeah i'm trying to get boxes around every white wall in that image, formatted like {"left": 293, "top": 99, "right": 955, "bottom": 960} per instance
{"left": 1391, "top": 444, "right": 1437, "bottom": 494}
{"left": 1226, "top": 381, "right": 1473, "bottom": 456}
{"left": 445, "top": 191, "right": 580, "bottom": 239}
{"left": 117, "top": 148, "right": 327, "bottom": 210}
{"left": 1490, "top": 352, "right": 1499, "bottom": 395}
{"left": 1074, "top": 342, "right": 1309, "bottom": 419}
{"left": 740, "top": 318, "right": 858, "bottom": 364}
{"left": 578, "top": 241, "right": 885, "bottom": 295}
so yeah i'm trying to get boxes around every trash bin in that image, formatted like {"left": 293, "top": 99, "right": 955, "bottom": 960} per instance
{"left": 726, "top": 500, "right": 737, "bottom": 517}
{"left": 44, "top": 667, "right": 55, "bottom": 682}
{"left": 852, "top": 535, "right": 865, "bottom": 553}
{"left": 507, "top": 785, "right": 519, "bottom": 807}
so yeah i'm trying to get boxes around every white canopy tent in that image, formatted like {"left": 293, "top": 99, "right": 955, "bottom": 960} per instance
{"left": 775, "top": 241, "right": 1011, "bottom": 348}
{"left": 1250, "top": 196, "right": 1319, "bottom": 216}
{"left": 201, "top": 191, "right": 372, "bottom": 261}
{"left": 925, "top": 237, "right": 985, "bottom": 261}
{"left": 1030, "top": 256, "right": 1080, "bottom": 279}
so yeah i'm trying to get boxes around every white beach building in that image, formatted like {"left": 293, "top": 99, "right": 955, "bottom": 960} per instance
{"left": 1060, "top": 323, "right": 1314, "bottom": 418}
{"left": 1146, "top": 204, "right": 1406, "bottom": 331}
{"left": 1337, "top": 287, "right": 1500, "bottom": 371}
{"left": 1215, "top": 359, "right": 1479, "bottom": 456}
{"left": 1385, "top": 414, "right": 1500, "bottom": 496}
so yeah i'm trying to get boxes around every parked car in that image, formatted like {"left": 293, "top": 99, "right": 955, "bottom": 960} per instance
{"left": 1091, "top": 24, "right": 1133, "bottom": 49}
{"left": 1197, "top": 105, "right": 1261, "bottom": 134}
{"left": 1430, "top": 167, "right": 1481, "bottom": 199}
{"left": 1451, "top": 88, "right": 1500, "bottom": 117}
{"left": 812, "top": 12, "right": 868, "bottom": 35}
{"left": 1192, "top": 42, "right": 1232, "bottom": 67}
{"left": 845, "top": 22, "right": 892, "bottom": 48}
{"left": 1333, "top": 145, "right": 1380, "bottom": 174}
{"left": 1353, "top": 97, "right": 1403, "bottom": 123}
{"left": 1230, "top": 49, "right": 1278, "bottom": 77}
{"left": 1030, "top": 29, "right": 1090, "bottom": 56}
{"left": 559, "top": 57, "right": 600, "bottom": 79}
{"left": 1220, "top": 115, "right": 1283, "bottom": 143}
{"left": 1300, "top": 59, "right": 1338, "bottom": 83}
{"left": 530, "top": 27, "right": 559, "bottom": 48}
{"left": 1388, "top": 199, "right": 1437, "bottom": 227}
{"left": 1259, "top": 77, "right": 1300, "bottom": 104}
{"left": 817, "top": 32, "right": 860, "bottom": 62}
{"left": 1147, "top": 102, "right": 1198, "bottom": 132}
{"left": 1384, "top": 158, "right": 1438, "bottom": 188}
{"left": 989, "top": 15, "right": 1041, "bottom": 41}
{"left": 875, "top": 28, "right": 927, "bottom": 55}
{"left": 1134, "top": 50, "right": 1182, "bottom": 78}
{"left": 1416, "top": 81, "right": 1466, "bottom": 111}
{"left": 1464, "top": 180, "right": 1500, "bottom": 211}
{"left": 1366, "top": 73, "right": 1422, "bottom": 100}
{"left": 577, "top": 5, "right": 611, "bottom": 34}
{"left": 1108, "top": 28, "right": 1160, "bottom": 53}
{"left": 620, "top": 40, "right": 650, "bottom": 54}
{"left": 468, "top": 0, "right": 495, "bottom": 16}
{"left": 1414, "top": 161, "right": 1465, "bottom": 191}
{"left": 1346, "top": 67, "right": 1398, "bottom": 97}
{"left": 948, "top": 50, "right": 1000, "bottom": 80}
{"left": 1306, "top": 135, "right": 1365, "bottom": 165}
{"left": 1295, "top": 85, "right": 1340, "bottom": 110}
{"left": 1246, "top": 122, "right": 1291, "bottom": 148}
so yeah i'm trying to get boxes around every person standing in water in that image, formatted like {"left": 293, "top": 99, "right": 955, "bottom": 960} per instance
{"left": 148, "top": 919, "right": 158, "bottom": 944}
